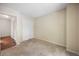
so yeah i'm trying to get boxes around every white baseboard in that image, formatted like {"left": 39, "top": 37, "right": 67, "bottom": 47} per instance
{"left": 51, "top": 41, "right": 66, "bottom": 47}
{"left": 67, "top": 48, "right": 79, "bottom": 55}
{"left": 36, "top": 38, "right": 66, "bottom": 47}
{"left": 32, "top": 38, "right": 79, "bottom": 55}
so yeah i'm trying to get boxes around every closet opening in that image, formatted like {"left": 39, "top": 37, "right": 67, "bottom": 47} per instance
{"left": 0, "top": 13, "right": 16, "bottom": 50}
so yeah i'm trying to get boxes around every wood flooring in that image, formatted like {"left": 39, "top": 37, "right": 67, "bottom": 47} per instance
{"left": 0, "top": 36, "right": 16, "bottom": 50}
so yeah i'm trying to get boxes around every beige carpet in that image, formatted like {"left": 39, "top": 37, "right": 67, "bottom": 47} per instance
{"left": 1, "top": 39, "right": 78, "bottom": 56}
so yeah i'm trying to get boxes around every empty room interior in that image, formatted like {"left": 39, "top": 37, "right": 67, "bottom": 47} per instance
{"left": 0, "top": 3, "right": 79, "bottom": 56}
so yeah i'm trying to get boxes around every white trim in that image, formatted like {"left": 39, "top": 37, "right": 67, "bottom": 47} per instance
{"left": 67, "top": 48, "right": 79, "bottom": 55}
{"left": 35, "top": 38, "right": 66, "bottom": 47}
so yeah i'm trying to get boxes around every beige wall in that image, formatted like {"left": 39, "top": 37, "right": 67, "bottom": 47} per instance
{"left": 78, "top": 6, "right": 79, "bottom": 55}
{"left": 34, "top": 9, "right": 66, "bottom": 47}
{"left": 66, "top": 4, "right": 79, "bottom": 55}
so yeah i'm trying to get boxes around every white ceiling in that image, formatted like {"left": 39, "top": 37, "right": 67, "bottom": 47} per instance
{"left": 0, "top": 3, "right": 68, "bottom": 17}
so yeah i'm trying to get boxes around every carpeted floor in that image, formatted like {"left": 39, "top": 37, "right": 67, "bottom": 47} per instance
{"left": 0, "top": 39, "right": 78, "bottom": 56}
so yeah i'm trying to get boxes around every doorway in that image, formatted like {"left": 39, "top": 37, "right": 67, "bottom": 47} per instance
{"left": 0, "top": 14, "right": 16, "bottom": 50}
